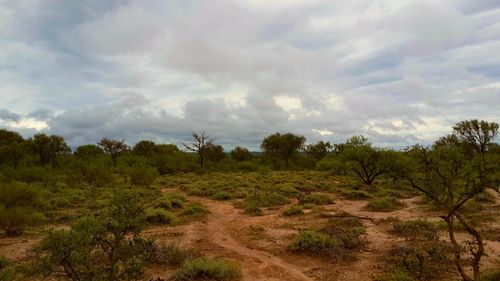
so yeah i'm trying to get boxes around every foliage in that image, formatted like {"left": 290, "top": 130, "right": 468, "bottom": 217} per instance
{"left": 205, "top": 144, "right": 225, "bottom": 163}
{"left": 98, "top": 137, "right": 129, "bottom": 165}
{"left": 282, "top": 205, "right": 304, "bottom": 216}
{"left": 305, "top": 141, "right": 332, "bottom": 161}
{"left": 261, "top": 132, "right": 306, "bottom": 168}
{"left": 129, "top": 165, "right": 159, "bottom": 187}
{"left": 391, "top": 219, "right": 438, "bottom": 241}
{"left": 299, "top": 193, "right": 334, "bottom": 205}
{"left": 230, "top": 146, "right": 252, "bottom": 162}
{"left": 173, "top": 257, "right": 242, "bottom": 281}
{"left": 30, "top": 133, "right": 70, "bottom": 165}
{"left": 366, "top": 196, "right": 405, "bottom": 212}
{"left": 145, "top": 208, "right": 177, "bottom": 225}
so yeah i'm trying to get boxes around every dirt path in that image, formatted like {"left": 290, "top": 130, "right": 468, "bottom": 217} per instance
{"left": 195, "top": 197, "right": 314, "bottom": 281}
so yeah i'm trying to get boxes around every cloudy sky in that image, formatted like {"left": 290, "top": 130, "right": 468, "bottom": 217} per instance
{"left": 1, "top": 0, "right": 499, "bottom": 150}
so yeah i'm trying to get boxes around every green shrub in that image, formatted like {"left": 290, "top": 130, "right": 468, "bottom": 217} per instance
{"left": 0, "top": 256, "right": 9, "bottom": 270}
{"left": 341, "top": 190, "right": 371, "bottom": 200}
{"left": 302, "top": 203, "right": 316, "bottom": 209}
{"left": 155, "top": 196, "right": 173, "bottom": 210}
{"left": 129, "top": 166, "right": 159, "bottom": 187}
{"left": 181, "top": 203, "right": 208, "bottom": 216}
{"left": 151, "top": 243, "right": 200, "bottom": 266}
{"left": 300, "top": 193, "right": 334, "bottom": 205}
{"left": 244, "top": 203, "right": 263, "bottom": 216}
{"left": 290, "top": 230, "right": 339, "bottom": 255}
{"left": 145, "top": 208, "right": 177, "bottom": 225}
{"left": 0, "top": 206, "right": 44, "bottom": 235}
{"left": 243, "top": 192, "right": 290, "bottom": 209}
{"left": 276, "top": 184, "right": 300, "bottom": 197}
{"left": 366, "top": 196, "right": 405, "bottom": 212}
{"left": 173, "top": 257, "right": 242, "bottom": 281}
{"left": 212, "top": 191, "right": 233, "bottom": 201}
{"left": 391, "top": 220, "right": 437, "bottom": 240}
{"left": 377, "top": 270, "right": 415, "bottom": 281}
{"left": 282, "top": 205, "right": 303, "bottom": 216}
{"left": 322, "top": 217, "right": 365, "bottom": 250}
{"left": 0, "top": 183, "right": 44, "bottom": 235}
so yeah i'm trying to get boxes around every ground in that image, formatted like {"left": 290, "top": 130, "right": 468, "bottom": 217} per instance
{"left": 1, "top": 172, "right": 500, "bottom": 280}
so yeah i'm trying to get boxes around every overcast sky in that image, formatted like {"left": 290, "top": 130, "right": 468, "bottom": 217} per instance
{"left": 1, "top": 0, "right": 499, "bottom": 150}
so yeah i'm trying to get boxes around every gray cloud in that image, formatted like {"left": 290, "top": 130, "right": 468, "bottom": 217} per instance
{"left": 1, "top": 0, "right": 499, "bottom": 149}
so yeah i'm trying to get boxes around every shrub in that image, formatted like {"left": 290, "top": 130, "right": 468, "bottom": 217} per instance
{"left": 173, "top": 257, "right": 242, "bottom": 281}
{"left": 0, "top": 206, "right": 44, "bottom": 235}
{"left": 290, "top": 230, "right": 339, "bottom": 255}
{"left": 322, "top": 217, "right": 365, "bottom": 251}
{"left": 155, "top": 196, "right": 173, "bottom": 210}
{"left": 276, "top": 184, "right": 300, "bottom": 197}
{"left": 145, "top": 208, "right": 177, "bottom": 225}
{"left": 212, "top": 191, "right": 233, "bottom": 201}
{"left": 366, "top": 196, "right": 405, "bottom": 212}
{"left": 0, "top": 256, "right": 9, "bottom": 270}
{"left": 243, "top": 192, "right": 290, "bottom": 209}
{"left": 150, "top": 243, "right": 201, "bottom": 266}
{"left": 0, "top": 183, "right": 44, "bottom": 235}
{"left": 244, "top": 203, "right": 263, "bottom": 216}
{"left": 181, "top": 203, "right": 208, "bottom": 216}
{"left": 129, "top": 166, "right": 159, "bottom": 187}
{"left": 282, "top": 205, "right": 303, "bottom": 216}
{"left": 481, "top": 270, "right": 500, "bottom": 281}
{"left": 300, "top": 193, "right": 334, "bottom": 205}
{"left": 341, "top": 190, "right": 372, "bottom": 200}
{"left": 391, "top": 220, "right": 438, "bottom": 241}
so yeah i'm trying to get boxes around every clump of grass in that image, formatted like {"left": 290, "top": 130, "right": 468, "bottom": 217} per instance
{"left": 322, "top": 217, "right": 366, "bottom": 251}
{"left": 282, "top": 205, "right": 303, "bottom": 216}
{"left": 481, "top": 270, "right": 500, "bottom": 281}
{"left": 145, "top": 208, "right": 177, "bottom": 225}
{"left": 302, "top": 203, "right": 316, "bottom": 209}
{"left": 150, "top": 242, "right": 201, "bottom": 266}
{"left": 0, "top": 256, "right": 10, "bottom": 269}
{"left": 212, "top": 191, "right": 233, "bottom": 201}
{"left": 244, "top": 203, "right": 263, "bottom": 216}
{"left": 155, "top": 196, "right": 173, "bottom": 210}
{"left": 366, "top": 196, "right": 405, "bottom": 212}
{"left": 165, "top": 193, "right": 186, "bottom": 209}
{"left": 276, "top": 184, "right": 300, "bottom": 197}
{"left": 290, "top": 230, "right": 339, "bottom": 255}
{"left": 173, "top": 257, "right": 242, "bottom": 281}
{"left": 181, "top": 203, "right": 208, "bottom": 217}
{"left": 300, "top": 193, "right": 334, "bottom": 205}
{"left": 376, "top": 269, "right": 415, "bottom": 281}
{"left": 243, "top": 192, "right": 290, "bottom": 209}
{"left": 341, "top": 190, "right": 371, "bottom": 200}
{"left": 391, "top": 219, "right": 438, "bottom": 241}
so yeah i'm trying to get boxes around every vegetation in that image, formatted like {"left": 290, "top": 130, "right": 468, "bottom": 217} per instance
{"left": 173, "top": 257, "right": 241, "bottom": 281}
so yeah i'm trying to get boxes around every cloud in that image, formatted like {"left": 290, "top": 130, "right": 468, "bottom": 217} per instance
{"left": 0, "top": 0, "right": 499, "bottom": 149}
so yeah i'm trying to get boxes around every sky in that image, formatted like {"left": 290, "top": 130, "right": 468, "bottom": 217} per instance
{"left": 1, "top": 0, "right": 500, "bottom": 150}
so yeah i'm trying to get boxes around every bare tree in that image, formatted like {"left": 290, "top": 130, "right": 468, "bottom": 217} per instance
{"left": 182, "top": 131, "right": 213, "bottom": 168}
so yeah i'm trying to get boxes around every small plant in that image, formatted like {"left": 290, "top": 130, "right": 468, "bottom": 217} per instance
{"left": 145, "top": 208, "right": 177, "bottom": 225}
{"left": 129, "top": 165, "right": 159, "bottom": 187}
{"left": 173, "top": 257, "right": 242, "bottom": 280}
{"left": 341, "top": 190, "right": 371, "bottom": 200}
{"left": 181, "top": 203, "right": 208, "bottom": 217}
{"left": 391, "top": 219, "right": 437, "bottom": 241}
{"left": 244, "top": 203, "right": 263, "bottom": 216}
{"left": 366, "top": 196, "right": 405, "bottom": 212}
{"left": 0, "top": 256, "right": 10, "bottom": 270}
{"left": 150, "top": 243, "right": 201, "bottom": 266}
{"left": 481, "top": 270, "right": 500, "bottom": 281}
{"left": 299, "top": 193, "right": 334, "bottom": 205}
{"left": 282, "top": 205, "right": 304, "bottom": 216}
{"left": 212, "top": 191, "right": 233, "bottom": 201}
{"left": 290, "top": 230, "right": 339, "bottom": 255}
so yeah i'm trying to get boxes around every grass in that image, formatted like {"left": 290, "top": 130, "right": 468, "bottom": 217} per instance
{"left": 282, "top": 205, "right": 304, "bottom": 216}
{"left": 181, "top": 203, "right": 209, "bottom": 217}
{"left": 290, "top": 230, "right": 339, "bottom": 255}
{"left": 145, "top": 208, "right": 177, "bottom": 225}
{"left": 366, "top": 196, "right": 405, "bottom": 212}
{"left": 391, "top": 219, "right": 438, "bottom": 240}
{"left": 300, "top": 193, "right": 334, "bottom": 205}
{"left": 150, "top": 242, "right": 201, "bottom": 266}
{"left": 341, "top": 189, "right": 372, "bottom": 200}
{"left": 173, "top": 257, "right": 242, "bottom": 281}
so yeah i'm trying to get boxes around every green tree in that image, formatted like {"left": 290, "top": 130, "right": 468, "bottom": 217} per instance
{"left": 396, "top": 120, "right": 500, "bottom": 281}
{"left": 30, "top": 133, "right": 70, "bottom": 165}
{"left": 98, "top": 138, "right": 129, "bottom": 165}
{"left": 132, "top": 140, "right": 157, "bottom": 157}
{"left": 204, "top": 144, "right": 225, "bottom": 163}
{"left": 230, "top": 146, "right": 252, "bottom": 162}
{"left": 260, "top": 133, "right": 306, "bottom": 169}
{"left": 305, "top": 141, "right": 332, "bottom": 161}
{"left": 340, "top": 136, "right": 391, "bottom": 186}
{"left": 74, "top": 144, "right": 105, "bottom": 159}
{"left": 453, "top": 119, "right": 499, "bottom": 156}
{"left": 32, "top": 191, "right": 152, "bottom": 281}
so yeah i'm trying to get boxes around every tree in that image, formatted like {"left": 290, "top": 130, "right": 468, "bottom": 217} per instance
{"left": 260, "top": 133, "right": 305, "bottom": 169}
{"left": 204, "top": 144, "right": 225, "bottom": 163}
{"left": 340, "top": 136, "right": 391, "bottom": 186}
{"left": 453, "top": 119, "right": 499, "bottom": 156}
{"left": 32, "top": 191, "right": 152, "bottom": 281}
{"left": 98, "top": 138, "right": 129, "bottom": 165}
{"left": 305, "top": 141, "right": 332, "bottom": 161}
{"left": 30, "top": 133, "right": 70, "bottom": 165}
{"left": 132, "top": 140, "right": 157, "bottom": 157}
{"left": 396, "top": 120, "right": 500, "bottom": 281}
{"left": 230, "top": 146, "right": 252, "bottom": 162}
{"left": 74, "top": 144, "right": 105, "bottom": 159}
{"left": 182, "top": 131, "right": 213, "bottom": 168}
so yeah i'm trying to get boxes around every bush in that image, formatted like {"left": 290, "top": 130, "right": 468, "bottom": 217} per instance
{"left": 129, "top": 166, "right": 159, "bottom": 187}
{"left": 341, "top": 190, "right": 372, "bottom": 200}
{"left": 391, "top": 220, "right": 437, "bottom": 241}
{"left": 0, "top": 183, "right": 44, "bottom": 235}
{"left": 150, "top": 242, "right": 200, "bottom": 266}
{"left": 300, "top": 193, "right": 334, "bottom": 205}
{"left": 0, "top": 256, "right": 9, "bottom": 269}
{"left": 276, "top": 183, "right": 300, "bottom": 197}
{"left": 290, "top": 230, "right": 339, "bottom": 255}
{"left": 244, "top": 203, "right": 263, "bottom": 216}
{"left": 212, "top": 191, "right": 233, "bottom": 201}
{"left": 366, "top": 196, "right": 405, "bottom": 212}
{"left": 282, "top": 205, "right": 303, "bottom": 216}
{"left": 145, "top": 208, "right": 177, "bottom": 225}
{"left": 155, "top": 196, "right": 173, "bottom": 210}
{"left": 0, "top": 206, "right": 44, "bottom": 235}
{"left": 481, "top": 270, "right": 500, "bottom": 281}
{"left": 181, "top": 203, "right": 208, "bottom": 216}
{"left": 173, "top": 257, "right": 242, "bottom": 281}
{"left": 244, "top": 192, "right": 290, "bottom": 209}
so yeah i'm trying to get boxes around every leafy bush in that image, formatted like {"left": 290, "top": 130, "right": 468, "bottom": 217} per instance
{"left": 150, "top": 243, "right": 201, "bottom": 266}
{"left": 181, "top": 203, "right": 208, "bottom": 217}
{"left": 0, "top": 183, "right": 44, "bottom": 235}
{"left": 155, "top": 196, "right": 173, "bottom": 210}
{"left": 276, "top": 183, "right": 300, "bottom": 197}
{"left": 0, "top": 206, "right": 44, "bottom": 235}
{"left": 341, "top": 190, "right": 372, "bottom": 200}
{"left": 129, "top": 166, "right": 159, "bottom": 187}
{"left": 244, "top": 203, "right": 263, "bottom": 216}
{"left": 0, "top": 256, "right": 9, "bottom": 270}
{"left": 290, "top": 230, "right": 339, "bottom": 255}
{"left": 391, "top": 220, "right": 437, "bottom": 241}
{"left": 481, "top": 270, "right": 500, "bottom": 281}
{"left": 282, "top": 205, "right": 303, "bottom": 216}
{"left": 173, "top": 257, "right": 242, "bottom": 281}
{"left": 145, "top": 208, "right": 177, "bottom": 225}
{"left": 244, "top": 192, "right": 290, "bottom": 209}
{"left": 366, "top": 196, "right": 405, "bottom": 212}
